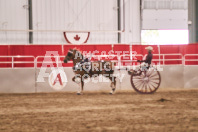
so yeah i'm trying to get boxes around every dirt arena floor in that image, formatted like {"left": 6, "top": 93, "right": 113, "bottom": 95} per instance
{"left": 0, "top": 89, "right": 198, "bottom": 132}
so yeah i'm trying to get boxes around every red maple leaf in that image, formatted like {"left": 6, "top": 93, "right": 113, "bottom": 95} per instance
{"left": 74, "top": 35, "right": 80, "bottom": 41}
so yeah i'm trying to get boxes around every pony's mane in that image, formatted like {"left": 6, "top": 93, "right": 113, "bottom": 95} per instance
{"left": 73, "top": 47, "right": 83, "bottom": 55}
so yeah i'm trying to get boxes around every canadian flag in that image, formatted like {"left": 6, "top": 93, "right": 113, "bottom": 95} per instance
{"left": 64, "top": 32, "right": 90, "bottom": 44}
{"left": 74, "top": 35, "right": 80, "bottom": 41}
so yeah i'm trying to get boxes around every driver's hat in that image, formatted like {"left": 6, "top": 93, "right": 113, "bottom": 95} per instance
{"left": 145, "top": 46, "right": 153, "bottom": 51}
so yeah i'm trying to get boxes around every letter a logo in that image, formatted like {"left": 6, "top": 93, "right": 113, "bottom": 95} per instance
{"left": 49, "top": 69, "right": 67, "bottom": 91}
{"left": 53, "top": 73, "right": 63, "bottom": 85}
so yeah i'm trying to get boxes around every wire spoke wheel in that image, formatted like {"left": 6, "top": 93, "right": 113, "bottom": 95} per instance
{"left": 131, "top": 67, "right": 161, "bottom": 94}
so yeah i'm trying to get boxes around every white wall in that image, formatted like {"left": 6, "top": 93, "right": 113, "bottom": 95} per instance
{"left": 0, "top": 66, "right": 198, "bottom": 93}
{"left": 0, "top": 0, "right": 141, "bottom": 44}
{"left": 142, "top": 0, "right": 188, "bottom": 30}
{"left": 121, "top": 0, "right": 141, "bottom": 44}
{"left": 0, "top": 0, "right": 29, "bottom": 44}
{"left": 0, "top": 0, "right": 189, "bottom": 44}
{"left": 32, "top": 0, "right": 118, "bottom": 44}
{"left": 0, "top": 69, "right": 35, "bottom": 93}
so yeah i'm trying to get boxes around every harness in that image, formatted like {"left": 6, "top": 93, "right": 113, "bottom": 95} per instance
{"left": 73, "top": 58, "right": 91, "bottom": 73}
{"left": 68, "top": 49, "right": 92, "bottom": 73}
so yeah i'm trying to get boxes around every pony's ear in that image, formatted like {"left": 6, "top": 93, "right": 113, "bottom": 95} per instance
{"left": 73, "top": 47, "right": 78, "bottom": 52}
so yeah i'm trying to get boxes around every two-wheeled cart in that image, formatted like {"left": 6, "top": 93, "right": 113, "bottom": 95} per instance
{"left": 129, "top": 64, "right": 161, "bottom": 94}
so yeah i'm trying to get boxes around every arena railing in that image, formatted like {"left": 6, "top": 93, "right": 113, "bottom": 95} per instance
{"left": 119, "top": 54, "right": 183, "bottom": 66}
{"left": 152, "top": 54, "right": 183, "bottom": 65}
{"left": 118, "top": 54, "right": 144, "bottom": 69}
{"left": 184, "top": 54, "right": 198, "bottom": 65}
{"left": 0, "top": 56, "right": 35, "bottom": 68}
{"left": 35, "top": 54, "right": 183, "bottom": 69}
{"left": 35, "top": 54, "right": 145, "bottom": 69}
{"left": 0, "top": 54, "right": 187, "bottom": 69}
{"left": 35, "top": 56, "right": 69, "bottom": 68}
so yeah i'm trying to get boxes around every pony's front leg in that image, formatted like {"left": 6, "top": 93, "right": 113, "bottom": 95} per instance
{"left": 109, "top": 76, "right": 116, "bottom": 94}
{"left": 72, "top": 76, "right": 81, "bottom": 84}
{"left": 72, "top": 76, "right": 82, "bottom": 95}
{"left": 77, "top": 78, "right": 84, "bottom": 95}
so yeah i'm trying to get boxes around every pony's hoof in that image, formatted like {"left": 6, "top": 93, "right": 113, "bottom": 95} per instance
{"left": 109, "top": 92, "right": 113, "bottom": 95}
{"left": 77, "top": 93, "right": 82, "bottom": 95}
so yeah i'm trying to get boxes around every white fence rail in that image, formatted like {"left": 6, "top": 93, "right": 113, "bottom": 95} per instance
{"left": 0, "top": 56, "right": 35, "bottom": 68}
{"left": 0, "top": 54, "right": 197, "bottom": 68}
{"left": 35, "top": 56, "right": 67, "bottom": 68}
{"left": 184, "top": 54, "right": 198, "bottom": 65}
{"left": 152, "top": 54, "right": 183, "bottom": 65}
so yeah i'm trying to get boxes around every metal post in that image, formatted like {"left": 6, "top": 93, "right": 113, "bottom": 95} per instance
{"left": 28, "top": 0, "right": 33, "bottom": 44}
{"left": 158, "top": 45, "right": 161, "bottom": 65}
{"left": 163, "top": 55, "right": 165, "bottom": 65}
{"left": 188, "top": 0, "right": 196, "bottom": 43}
{"left": 196, "top": 0, "right": 198, "bottom": 42}
{"left": 12, "top": 57, "right": 14, "bottom": 68}
{"left": 118, "top": 56, "right": 121, "bottom": 89}
{"left": 56, "top": 56, "right": 59, "bottom": 67}
{"left": 111, "top": 44, "right": 114, "bottom": 51}
{"left": 62, "top": 44, "right": 64, "bottom": 55}
{"left": 117, "top": 0, "right": 121, "bottom": 43}
{"left": 130, "top": 44, "right": 132, "bottom": 60}
{"left": 34, "top": 57, "right": 38, "bottom": 93}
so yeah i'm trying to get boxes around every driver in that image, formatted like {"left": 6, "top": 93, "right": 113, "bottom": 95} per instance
{"left": 128, "top": 46, "right": 153, "bottom": 75}
{"left": 138, "top": 46, "right": 153, "bottom": 68}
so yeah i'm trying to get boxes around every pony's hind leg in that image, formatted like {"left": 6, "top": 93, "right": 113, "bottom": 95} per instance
{"left": 109, "top": 76, "right": 116, "bottom": 94}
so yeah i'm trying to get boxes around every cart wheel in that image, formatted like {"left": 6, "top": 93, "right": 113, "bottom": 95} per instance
{"left": 130, "top": 67, "right": 161, "bottom": 94}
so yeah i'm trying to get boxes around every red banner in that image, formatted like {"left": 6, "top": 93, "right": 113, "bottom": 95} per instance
{"left": 0, "top": 44, "right": 198, "bottom": 67}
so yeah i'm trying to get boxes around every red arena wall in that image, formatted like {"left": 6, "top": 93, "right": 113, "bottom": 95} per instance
{"left": 0, "top": 44, "right": 198, "bottom": 68}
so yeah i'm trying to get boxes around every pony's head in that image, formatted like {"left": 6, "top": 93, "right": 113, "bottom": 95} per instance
{"left": 64, "top": 49, "right": 75, "bottom": 63}
{"left": 63, "top": 48, "right": 83, "bottom": 63}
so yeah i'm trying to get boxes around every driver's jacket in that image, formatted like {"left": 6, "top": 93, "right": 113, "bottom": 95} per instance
{"left": 144, "top": 52, "right": 153, "bottom": 65}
